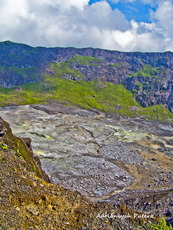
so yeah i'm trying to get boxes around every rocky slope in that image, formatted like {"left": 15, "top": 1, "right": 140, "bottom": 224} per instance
{"left": 0, "top": 116, "right": 148, "bottom": 230}
{"left": 1, "top": 103, "right": 173, "bottom": 228}
{"left": 2, "top": 114, "right": 168, "bottom": 229}
{"left": 0, "top": 41, "right": 172, "bottom": 112}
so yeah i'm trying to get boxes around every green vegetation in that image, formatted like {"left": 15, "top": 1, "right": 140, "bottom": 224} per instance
{"left": 131, "top": 64, "right": 160, "bottom": 78}
{"left": 147, "top": 218, "right": 173, "bottom": 230}
{"left": 132, "top": 81, "right": 143, "bottom": 94}
{"left": 109, "top": 63, "right": 123, "bottom": 68}
{"left": 0, "top": 74, "right": 173, "bottom": 122}
{"left": 49, "top": 55, "right": 104, "bottom": 80}
{"left": 2, "top": 119, "right": 44, "bottom": 178}
{"left": 0, "top": 75, "right": 139, "bottom": 111}
{"left": 0, "top": 84, "right": 44, "bottom": 105}
{"left": 50, "top": 62, "right": 84, "bottom": 79}
{"left": 138, "top": 104, "right": 173, "bottom": 122}
{"left": 136, "top": 81, "right": 143, "bottom": 89}
{"left": 66, "top": 55, "right": 104, "bottom": 65}
{"left": 0, "top": 142, "right": 8, "bottom": 150}
{"left": 17, "top": 149, "right": 21, "bottom": 155}
{"left": 41, "top": 76, "right": 139, "bottom": 111}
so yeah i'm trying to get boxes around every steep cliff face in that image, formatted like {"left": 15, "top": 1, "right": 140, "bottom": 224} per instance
{"left": 0, "top": 41, "right": 173, "bottom": 112}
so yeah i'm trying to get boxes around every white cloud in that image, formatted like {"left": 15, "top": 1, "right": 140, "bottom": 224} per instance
{"left": 0, "top": 0, "right": 172, "bottom": 52}
{"left": 52, "top": 0, "right": 89, "bottom": 10}
{"left": 29, "top": 0, "right": 89, "bottom": 9}
{"left": 108, "top": 0, "right": 120, "bottom": 3}
{"left": 0, "top": 0, "right": 29, "bottom": 28}
{"left": 153, "top": 1, "right": 173, "bottom": 37}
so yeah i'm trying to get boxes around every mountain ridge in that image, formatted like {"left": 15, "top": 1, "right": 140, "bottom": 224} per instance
{"left": 0, "top": 40, "right": 172, "bottom": 114}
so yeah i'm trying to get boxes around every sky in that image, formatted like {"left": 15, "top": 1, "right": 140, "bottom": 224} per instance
{"left": 0, "top": 0, "right": 173, "bottom": 52}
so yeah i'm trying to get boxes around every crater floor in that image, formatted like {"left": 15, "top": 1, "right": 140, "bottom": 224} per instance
{"left": 0, "top": 103, "right": 173, "bottom": 201}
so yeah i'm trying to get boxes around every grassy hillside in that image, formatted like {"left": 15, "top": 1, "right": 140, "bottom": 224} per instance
{"left": 66, "top": 55, "right": 104, "bottom": 65}
{"left": 0, "top": 78, "right": 138, "bottom": 110}
{"left": 130, "top": 64, "right": 160, "bottom": 78}
{"left": 49, "top": 62, "right": 84, "bottom": 79}
{"left": 0, "top": 41, "right": 172, "bottom": 115}
{"left": 0, "top": 57, "right": 173, "bottom": 122}
{"left": 0, "top": 74, "right": 173, "bottom": 122}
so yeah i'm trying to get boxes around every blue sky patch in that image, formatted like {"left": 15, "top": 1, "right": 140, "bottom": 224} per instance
{"left": 89, "top": 0, "right": 156, "bottom": 23}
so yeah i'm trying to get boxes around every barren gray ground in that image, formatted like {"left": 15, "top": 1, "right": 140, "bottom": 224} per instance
{"left": 0, "top": 103, "right": 173, "bottom": 201}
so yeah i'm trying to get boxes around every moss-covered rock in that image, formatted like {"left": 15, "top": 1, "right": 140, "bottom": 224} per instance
{"left": 1, "top": 117, "right": 49, "bottom": 180}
